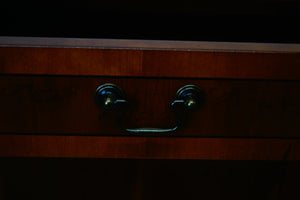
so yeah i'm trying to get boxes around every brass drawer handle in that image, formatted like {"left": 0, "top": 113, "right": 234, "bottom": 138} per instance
{"left": 94, "top": 83, "right": 204, "bottom": 135}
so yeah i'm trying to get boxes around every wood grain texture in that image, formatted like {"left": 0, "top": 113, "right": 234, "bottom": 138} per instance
{"left": 0, "top": 135, "right": 299, "bottom": 160}
{"left": 0, "top": 75, "right": 299, "bottom": 137}
{"left": 1, "top": 47, "right": 300, "bottom": 80}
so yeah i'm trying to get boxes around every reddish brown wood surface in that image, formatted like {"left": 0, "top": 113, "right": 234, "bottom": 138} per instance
{"left": 0, "top": 75, "right": 299, "bottom": 137}
{"left": 1, "top": 47, "right": 300, "bottom": 80}
{"left": 0, "top": 135, "right": 299, "bottom": 160}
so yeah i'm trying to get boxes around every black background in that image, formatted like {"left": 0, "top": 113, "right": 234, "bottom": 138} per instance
{"left": 1, "top": 0, "right": 300, "bottom": 43}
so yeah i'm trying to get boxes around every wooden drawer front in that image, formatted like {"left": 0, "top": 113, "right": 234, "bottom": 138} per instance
{"left": 0, "top": 75, "right": 299, "bottom": 138}
{"left": 1, "top": 46, "right": 300, "bottom": 80}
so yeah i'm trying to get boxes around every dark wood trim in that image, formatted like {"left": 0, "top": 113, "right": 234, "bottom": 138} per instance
{"left": 0, "top": 135, "right": 299, "bottom": 160}
{"left": 1, "top": 37, "right": 300, "bottom": 52}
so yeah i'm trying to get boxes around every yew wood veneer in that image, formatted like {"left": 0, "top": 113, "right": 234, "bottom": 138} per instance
{"left": 0, "top": 37, "right": 300, "bottom": 160}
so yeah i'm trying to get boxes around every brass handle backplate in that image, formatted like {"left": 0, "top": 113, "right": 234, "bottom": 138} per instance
{"left": 94, "top": 83, "right": 205, "bottom": 135}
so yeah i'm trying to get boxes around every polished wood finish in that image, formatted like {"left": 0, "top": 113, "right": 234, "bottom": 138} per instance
{"left": 0, "top": 75, "right": 299, "bottom": 137}
{"left": 2, "top": 37, "right": 300, "bottom": 52}
{"left": 1, "top": 46, "right": 300, "bottom": 79}
{"left": 1, "top": 10, "right": 300, "bottom": 200}
{"left": 1, "top": 37, "right": 299, "bottom": 163}
{"left": 0, "top": 135, "right": 299, "bottom": 160}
